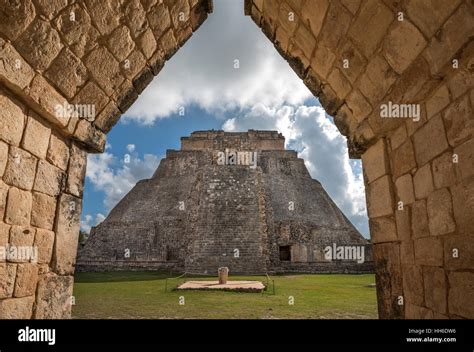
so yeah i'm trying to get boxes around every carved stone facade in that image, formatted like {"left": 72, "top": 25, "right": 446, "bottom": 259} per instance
{"left": 77, "top": 130, "right": 373, "bottom": 274}
{"left": 0, "top": 0, "right": 472, "bottom": 319}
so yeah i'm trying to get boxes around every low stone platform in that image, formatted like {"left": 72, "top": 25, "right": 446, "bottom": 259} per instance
{"left": 176, "top": 280, "right": 265, "bottom": 293}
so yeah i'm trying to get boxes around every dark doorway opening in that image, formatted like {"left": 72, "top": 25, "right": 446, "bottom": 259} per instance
{"left": 279, "top": 246, "right": 291, "bottom": 261}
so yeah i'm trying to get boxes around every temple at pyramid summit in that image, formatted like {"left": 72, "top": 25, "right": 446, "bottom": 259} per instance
{"left": 77, "top": 130, "right": 373, "bottom": 273}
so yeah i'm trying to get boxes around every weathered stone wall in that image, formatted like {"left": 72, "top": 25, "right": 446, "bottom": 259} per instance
{"left": 246, "top": 0, "right": 473, "bottom": 319}
{"left": 0, "top": 0, "right": 212, "bottom": 318}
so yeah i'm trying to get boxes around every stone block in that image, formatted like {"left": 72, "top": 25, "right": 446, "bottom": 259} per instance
{"left": 73, "top": 82, "right": 108, "bottom": 121}
{"left": 66, "top": 144, "right": 88, "bottom": 198}
{"left": 33, "top": 0, "right": 68, "bottom": 19}
{"left": 369, "top": 216, "right": 397, "bottom": 243}
{"left": 21, "top": 113, "right": 51, "bottom": 159}
{"left": 73, "top": 119, "right": 106, "bottom": 153}
{"left": 395, "top": 207, "right": 411, "bottom": 241}
{"left": 414, "top": 236, "right": 443, "bottom": 266}
{"left": 422, "top": 266, "right": 447, "bottom": 314}
{"left": 311, "top": 45, "right": 335, "bottom": 79}
{"left": 27, "top": 75, "right": 70, "bottom": 128}
{"left": 318, "top": 0, "right": 352, "bottom": 48}
{"left": 3, "top": 147, "right": 37, "bottom": 190}
{"left": 52, "top": 194, "right": 82, "bottom": 275}
{"left": 383, "top": 20, "right": 427, "bottom": 74}
{"left": 0, "top": 263, "right": 17, "bottom": 298}
{"left": 34, "top": 229, "right": 55, "bottom": 264}
{"left": 47, "top": 133, "right": 70, "bottom": 171}
{"left": 0, "top": 0, "right": 35, "bottom": 41}
{"left": 359, "top": 55, "right": 398, "bottom": 106}
{"left": 138, "top": 28, "right": 157, "bottom": 59}
{"left": 392, "top": 140, "right": 416, "bottom": 178}
{"left": 122, "top": 0, "right": 148, "bottom": 39}
{"left": 170, "top": 0, "right": 191, "bottom": 29}
{"left": 31, "top": 192, "right": 57, "bottom": 231}
{"left": 395, "top": 174, "right": 415, "bottom": 205}
{"left": 413, "top": 163, "right": 434, "bottom": 199}
{"left": 5, "top": 188, "right": 32, "bottom": 226}
{"left": 122, "top": 50, "right": 147, "bottom": 81}
{"left": 84, "top": 0, "right": 120, "bottom": 35}
{"left": 338, "top": 40, "right": 367, "bottom": 84}
{"left": 413, "top": 115, "right": 449, "bottom": 167}
{"left": 0, "top": 141, "right": 7, "bottom": 177}
{"left": 0, "top": 181, "right": 7, "bottom": 219}
{"left": 443, "top": 95, "right": 473, "bottom": 148}
{"left": 84, "top": 47, "right": 124, "bottom": 96}
{"left": 444, "top": 235, "right": 474, "bottom": 271}
{"left": 450, "top": 177, "right": 474, "bottom": 236}
{"left": 426, "top": 84, "right": 450, "bottom": 119}
{"left": 373, "top": 242, "right": 403, "bottom": 318}
{"left": 404, "top": 303, "right": 434, "bottom": 319}
{"left": 327, "top": 68, "right": 352, "bottom": 100}
{"left": 159, "top": 29, "right": 178, "bottom": 60}
{"left": 0, "top": 39, "right": 35, "bottom": 89}
{"left": 426, "top": 188, "right": 455, "bottom": 236}
{"left": 406, "top": 0, "right": 462, "bottom": 38}
{"left": 345, "top": 89, "right": 372, "bottom": 123}
{"left": 411, "top": 199, "right": 429, "bottom": 239}
{"left": 8, "top": 226, "right": 35, "bottom": 263}
{"left": 423, "top": 4, "right": 474, "bottom": 75}
{"left": 0, "top": 296, "right": 34, "bottom": 318}
{"left": 349, "top": 0, "right": 393, "bottom": 58}
{"left": 15, "top": 19, "right": 63, "bottom": 71}
{"left": 107, "top": 25, "right": 136, "bottom": 62}
{"left": 367, "top": 175, "right": 394, "bottom": 218}
{"left": 148, "top": 3, "right": 171, "bottom": 36}
{"left": 293, "top": 24, "right": 316, "bottom": 60}
{"left": 0, "top": 93, "right": 25, "bottom": 146}
{"left": 54, "top": 3, "right": 99, "bottom": 58}
{"left": 94, "top": 101, "right": 121, "bottom": 133}
{"left": 33, "top": 273, "right": 74, "bottom": 319}
{"left": 301, "top": 0, "right": 328, "bottom": 38}
{"left": 45, "top": 48, "right": 88, "bottom": 99}
{"left": 13, "top": 263, "right": 38, "bottom": 297}
{"left": 448, "top": 272, "right": 474, "bottom": 318}
{"left": 400, "top": 241, "right": 415, "bottom": 265}
{"left": 34, "top": 161, "right": 65, "bottom": 197}
{"left": 402, "top": 264, "right": 424, "bottom": 306}
{"left": 432, "top": 152, "right": 456, "bottom": 189}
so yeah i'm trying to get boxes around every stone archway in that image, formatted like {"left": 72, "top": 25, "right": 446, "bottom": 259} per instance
{"left": 0, "top": 0, "right": 472, "bottom": 319}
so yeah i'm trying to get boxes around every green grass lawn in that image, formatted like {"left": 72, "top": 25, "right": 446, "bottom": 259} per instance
{"left": 72, "top": 271, "right": 378, "bottom": 319}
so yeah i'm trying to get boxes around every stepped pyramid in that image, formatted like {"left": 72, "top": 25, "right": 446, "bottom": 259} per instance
{"left": 77, "top": 130, "right": 373, "bottom": 273}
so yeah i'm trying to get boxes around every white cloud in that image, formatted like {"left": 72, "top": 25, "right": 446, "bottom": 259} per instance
{"left": 86, "top": 147, "right": 161, "bottom": 211}
{"left": 126, "top": 144, "right": 136, "bottom": 153}
{"left": 125, "top": 0, "right": 312, "bottom": 124}
{"left": 222, "top": 104, "right": 369, "bottom": 236}
{"left": 80, "top": 213, "right": 106, "bottom": 234}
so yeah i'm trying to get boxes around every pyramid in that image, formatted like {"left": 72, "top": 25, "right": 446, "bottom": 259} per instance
{"left": 77, "top": 130, "right": 373, "bottom": 274}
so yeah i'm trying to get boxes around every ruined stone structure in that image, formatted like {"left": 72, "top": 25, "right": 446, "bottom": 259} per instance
{"left": 77, "top": 130, "right": 373, "bottom": 274}
{"left": 0, "top": 0, "right": 472, "bottom": 319}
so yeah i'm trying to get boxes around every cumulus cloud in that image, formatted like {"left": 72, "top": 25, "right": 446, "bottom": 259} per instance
{"left": 81, "top": 213, "right": 106, "bottom": 233}
{"left": 125, "top": 0, "right": 312, "bottom": 124}
{"left": 86, "top": 147, "right": 161, "bottom": 211}
{"left": 223, "top": 105, "right": 369, "bottom": 235}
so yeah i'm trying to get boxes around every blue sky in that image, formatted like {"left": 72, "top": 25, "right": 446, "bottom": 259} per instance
{"left": 81, "top": 0, "right": 369, "bottom": 237}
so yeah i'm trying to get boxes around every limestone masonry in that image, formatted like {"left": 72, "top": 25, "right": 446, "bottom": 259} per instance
{"left": 77, "top": 130, "right": 373, "bottom": 274}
